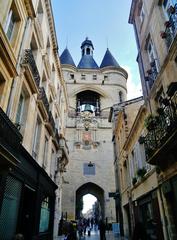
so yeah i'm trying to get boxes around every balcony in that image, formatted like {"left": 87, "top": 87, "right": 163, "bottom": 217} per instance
{"left": 37, "top": 87, "right": 50, "bottom": 119}
{"left": 161, "top": 4, "right": 177, "bottom": 49}
{"left": 144, "top": 87, "right": 177, "bottom": 169}
{"left": 21, "top": 49, "right": 40, "bottom": 94}
{"left": 45, "top": 111, "right": 55, "bottom": 135}
{"left": 0, "top": 107, "right": 22, "bottom": 167}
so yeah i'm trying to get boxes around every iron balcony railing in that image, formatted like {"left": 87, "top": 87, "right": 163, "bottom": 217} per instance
{"left": 38, "top": 87, "right": 50, "bottom": 115}
{"left": 49, "top": 111, "right": 55, "bottom": 133}
{"left": 144, "top": 98, "right": 177, "bottom": 162}
{"left": 161, "top": 4, "right": 177, "bottom": 49}
{"left": 0, "top": 107, "right": 22, "bottom": 152}
{"left": 21, "top": 49, "right": 40, "bottom": 87}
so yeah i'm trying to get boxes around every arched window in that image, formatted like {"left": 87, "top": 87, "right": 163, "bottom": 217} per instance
{"left": 86, "top": 48, "right": 90, "bottom": 55}
{"left": 119, "top": 91, "right": 123, "bottom": 103}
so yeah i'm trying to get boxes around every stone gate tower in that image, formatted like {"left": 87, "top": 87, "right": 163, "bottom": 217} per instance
{"left": 60, "top": 38, "right": 128, "bottom": 221}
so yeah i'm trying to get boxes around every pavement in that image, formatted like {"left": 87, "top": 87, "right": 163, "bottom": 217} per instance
{"left": 57, "top": 228, "right": 128, "bottom": 240}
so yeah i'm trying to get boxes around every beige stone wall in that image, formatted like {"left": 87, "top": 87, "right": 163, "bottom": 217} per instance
{"left": 61, "top": 63, "right": 128, "bottom": 222}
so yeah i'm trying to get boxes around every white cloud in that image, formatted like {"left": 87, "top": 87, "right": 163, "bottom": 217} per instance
{"left": 123, "top": 66, "right": 142, "bottom": 100}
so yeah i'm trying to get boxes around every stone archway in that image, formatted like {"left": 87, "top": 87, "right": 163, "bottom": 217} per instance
{"left": 76, "top": 182, "right": 104, "bottom": 220}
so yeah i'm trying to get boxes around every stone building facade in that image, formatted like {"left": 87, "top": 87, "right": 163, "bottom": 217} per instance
{"left": 129, "top": 0, "right": 177, "bottom": 239}
{"left": 60, "top": 38, "right": 128, "bottom": 222}
{"left": 0, "top": 0, "right": 68, "bottom": 239}
{"left": 109, "top": 0, "right": 177, "bottom": 239}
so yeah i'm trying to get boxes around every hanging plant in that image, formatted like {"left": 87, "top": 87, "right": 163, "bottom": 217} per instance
{"left": 167, "top": 5, "right": 175, "bottom": 14}
{"left": 137, "top": 167, "right": 147, "bottom": 178}
{"left": 132, "top": 177, "right": 137, "bottom": 185}
{"left": 157, "top": 107, "right": 164, "bottom": 115}
{"left": 164, "top": 20, "right": 172, "bottom": 28}
{"left": 160, "top": 31, "right": 167, "bottom": 39}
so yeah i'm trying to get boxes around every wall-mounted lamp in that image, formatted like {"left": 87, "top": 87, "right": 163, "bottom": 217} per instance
{"left": 88, "top": 161, "right": 94, "bottom": 167}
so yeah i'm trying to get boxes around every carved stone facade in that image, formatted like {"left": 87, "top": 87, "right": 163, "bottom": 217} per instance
{"left": 60, "top": 38, "right": 128, "bottom": 222}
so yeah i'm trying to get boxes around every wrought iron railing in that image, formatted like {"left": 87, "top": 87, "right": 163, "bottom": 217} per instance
{"left": 21, "top": 49, "right": 40, "bottom": 87}
{"left": 38, "top": 87, "right": 50, "bottom": 115}
{"left": 146, "top": 61, "right": 158, "bottom": 88}
{"left": 144, "top": 98, "right": 177, "bottom": 161}
{"left": 49, "top": 111, "right": 55, "bottom": 133}
{"left": 161, "top": 4, "right": 177, "bottom": 49}
{"left": 0, "top": 107, "right": 22, "bottom": 150}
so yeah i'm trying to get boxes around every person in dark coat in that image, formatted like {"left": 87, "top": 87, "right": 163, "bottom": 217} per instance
{"left": 99, "top": 219, "right": 106, "bottom": 240}
{"left": 132, "top": 221, "right": 147, "bottom": 240}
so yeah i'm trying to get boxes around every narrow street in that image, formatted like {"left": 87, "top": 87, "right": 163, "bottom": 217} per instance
{"left": 58, "top": 228, "right": 128, "bottom": 240}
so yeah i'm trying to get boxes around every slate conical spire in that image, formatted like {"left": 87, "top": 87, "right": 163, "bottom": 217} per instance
{"left": 100, "top": 48, "right": 119, "bottom": 68}
{"left": 60, "top": 48, "right": 76, "bottom": 67}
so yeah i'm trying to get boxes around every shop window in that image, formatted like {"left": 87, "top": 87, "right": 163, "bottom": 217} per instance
{"left": 0, "top": 176, "right": 22, "bottom": 239}
{"left": 39, "top": 197, "right": 50, "bottom": 232}
{"left": 32, "top": 117, "right": 42, "bottom": 160}
{"left": 4, "top": 2, "right": 20, "bottom": 42}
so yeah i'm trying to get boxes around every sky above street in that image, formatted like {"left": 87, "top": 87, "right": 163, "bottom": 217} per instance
{"left": 52, "top": 0, "right": 142, "bottom": 100}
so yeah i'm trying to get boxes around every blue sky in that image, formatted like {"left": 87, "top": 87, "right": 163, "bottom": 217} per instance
{"left": 52, "top": 0, "right": 142, "bottom": 99}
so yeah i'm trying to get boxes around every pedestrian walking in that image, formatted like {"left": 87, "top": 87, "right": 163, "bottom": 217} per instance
{"left": 99, "top": 219, "right": 106, "bottom": 240}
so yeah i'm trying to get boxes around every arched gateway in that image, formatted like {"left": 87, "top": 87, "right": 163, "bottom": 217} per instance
{"left": 76, "top": 182, "right": 104, "bottom": 219}
{"left": 60, "top": 38, "right": 128, "bottom": 222}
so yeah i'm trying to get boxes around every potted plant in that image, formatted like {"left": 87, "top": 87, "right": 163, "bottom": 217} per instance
{"left": 138, "top": 136, "right": 145, "bottom": 144}
{"left": 164, "top": 20, "right": 172, "bottom": 28}
{"left": 147, "top": 69, "right": 152, "bottom": 75}
{"left": 144, "top": 114, "right": 159, "bottom": 131}
{"left": 160, "top": 31, "right": 167, "bottom": 39}
{"left": 168, "top": 5, "right": 175, "bottom": 14}
{"left": 137, "top": 167, "right": 147, "bottom": 178}
{"left": 157, "top": 107, "right": 164, "bottom": 115}
{"left": 132, "top": 177, "right": 137, "bottom": 185}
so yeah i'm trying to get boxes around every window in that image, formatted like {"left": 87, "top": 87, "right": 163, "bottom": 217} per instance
{"left": 119, "top": 91, "right": 123, "bottom": 103}
{"left": 70, "top": 74, "right": 74, "bottom": 80}
{"left": 83, "top": 163, "right": 95, "bottom": 175}
{"left": 50, "top": 149, "right": 56, "bottom": 179}
{"left": 81, "top": 74, "right": 86, "bottom": 80}
{"left": 16, "top": 94, "right": 25, "bottom": 126}
{"left": 30, "top": 35, "right": 38, "bottom": 61}
{"left": 37, "top": 0, "right": 43, "bottom": 24}
{"left": 43, "top": 137, "right": 48, "bottom": 168}
{"left": 0, "top": 74, "right": 5, "bottom": 104}
{"left": 104, "top": 75, "right": 108, "bottom": 81}
{"left": 39, "top": 197, "right": 50, "bottom": 232}
{"left": 32, "top": 118, "right": 41, "bottom": 160}
{"left": 146, "top": 36, "right": 159, "bottom": 84}
{"left": 4, "top": 2, "right": 20, "bottom": 42}
{"left": 86, "top": 48, "right": 90, "bottom": 55}
{"left": 139, "top": 3, "right": 145, "bottom": 24}
{"left": 93, "top": 75, "right": 97, "bottom": 80}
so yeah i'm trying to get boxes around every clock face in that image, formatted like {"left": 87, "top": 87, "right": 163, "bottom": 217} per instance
{"left": 83, "top": 131, "right": 91, "bottom": 142}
